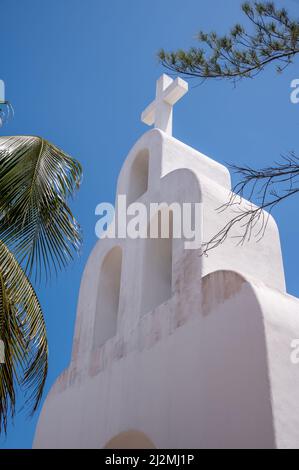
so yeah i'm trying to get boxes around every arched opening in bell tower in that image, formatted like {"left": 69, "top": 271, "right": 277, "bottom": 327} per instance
{"left": 127, "top": 149, "right": 149, "bottom": 205}
{"left": 93, "top": 246, "right": 123, "bottom": 348}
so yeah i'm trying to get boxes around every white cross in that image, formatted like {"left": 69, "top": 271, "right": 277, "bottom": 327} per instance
{"left": 141, "top": 74, "right": 188, "bottom": 136}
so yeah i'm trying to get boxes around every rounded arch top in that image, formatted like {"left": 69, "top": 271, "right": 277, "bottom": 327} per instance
{"left": 116, "top": 129, "right": 165, "bottom": 203}
{"left": 127, "top": 148, "right": 150, "bottom": 205}
{"left": 104, "top": 430, "right": 156, "bottom": 449}
{"left": 115, "top": 128, "right": 231, "bottom": 207}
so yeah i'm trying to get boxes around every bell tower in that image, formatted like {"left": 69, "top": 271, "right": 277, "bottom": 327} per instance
{"left": 34, "top": 76, "right": 299, "bottom": 450}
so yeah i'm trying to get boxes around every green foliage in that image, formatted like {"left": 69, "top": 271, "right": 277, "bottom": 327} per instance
{"left": 158, "top": 2, "right": 299, "bottom": 81}
{"left": 0, "top": 241, "right": 47, "bottom": 433}
{"left": 0, "top": 136, "right": 82, "bottom": 433}
{"left": 0, "top": 136, "right": 82, "bottom": 282}
{"left": 159, "top": 2, "right": 299, "bottom": 250}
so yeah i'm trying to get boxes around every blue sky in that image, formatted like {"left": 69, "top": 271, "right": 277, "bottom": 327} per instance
{"left": 0, "top": 0, "right": 298, "bottom": 448}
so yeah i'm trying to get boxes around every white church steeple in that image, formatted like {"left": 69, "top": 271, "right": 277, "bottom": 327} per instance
{"left": 34, "top": 75, "right": 299, "bottom": 451}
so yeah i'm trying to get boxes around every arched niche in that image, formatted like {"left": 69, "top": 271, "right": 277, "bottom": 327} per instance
{"left": 93, "top": 246, "right": 122, "bottom": 349}
{"left": 127, "top": 149, "right": 149, "bottom": 205}
{"left": 140, "top": 210, "right": 173, "bottom": 316}
{"left": 104, "top": 430, "right": 156, "bottom": 449}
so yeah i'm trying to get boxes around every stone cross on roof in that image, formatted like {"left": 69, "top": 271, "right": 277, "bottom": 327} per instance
{"left": 141, "top": 74, "right": 188, "bottom": 136}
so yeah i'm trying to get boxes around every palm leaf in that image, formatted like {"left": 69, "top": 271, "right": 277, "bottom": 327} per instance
{"left": 0, "top": 240, "right": 48, "bottom": 433}
{"left": 0, "top": 136, "right": 82, "bottom": 282}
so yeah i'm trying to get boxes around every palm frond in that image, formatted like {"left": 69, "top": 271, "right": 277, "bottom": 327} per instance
{"left": 0, "top": 240, "right": 48, "bottom": 433}
{"left": 0, "top": 136, "right": 82, "bottom": 282}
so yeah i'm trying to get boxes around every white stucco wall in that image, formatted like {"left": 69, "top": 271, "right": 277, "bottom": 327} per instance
{"left": 34, "top": 129, "right": 299, "bottom": 449}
